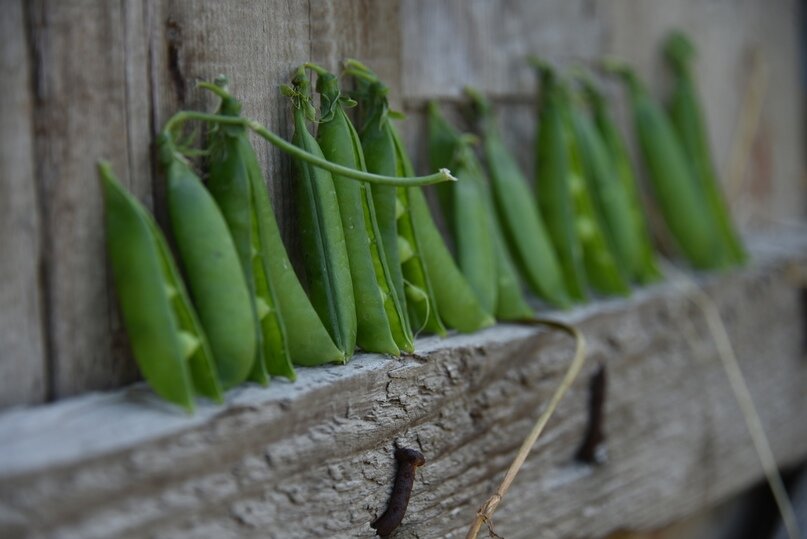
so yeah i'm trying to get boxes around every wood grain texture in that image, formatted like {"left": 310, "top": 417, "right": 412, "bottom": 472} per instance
{"left": 0, "top": 230, "right": 805, "bottom": 539}
{"left": 26, "top": 0, "right": 150, "bottom": 398}
{"left": 400, "top": 0, "right": 604, "bottom": 100}
{"left": 147, "top": 0, "right": 310, "bottom": 250}
{"left": 0, "top": 0, "right": 47, "bottom": 406}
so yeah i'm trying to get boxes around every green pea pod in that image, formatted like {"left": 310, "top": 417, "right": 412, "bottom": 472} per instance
{"left": 346, "top": 72, "right": 411, "bottom": 326}
{"left": 157, "top": 136, "right": 256, "bottom": 389}
{"left": 99, "top": 162, "right": 223, "bottom": 411}
{"left": 580, "top": 76, "right": 661, "bottom": 283}
{"left": 306, "top": 63, "right": 413, "bottom": 355}
{"left": 568, "top": 88, "right": 640, "bottom": 284}
{"left": 203, "top": 80, "right": 296, "bottom": 380}
{"left": 455, "top": 137, "right": 534, "bottom": 319}
{"left": 465, "top": 87, "right": 570, "bottom": 308}
{"left": 391, "top": 125, "right": 493, "bottom": 333}
{"left": 560, "top": 92, "right": 630, "bottom": 296}
{"left": 491, "top": 219, "right": 534, "bottom": 320}
{"left": 663, "top": 31, "right": 746, "bottom": 265}
{"left": 390, "top": 132, "right": 449, "bottom": 336}
{"left": 405, "top": 183, "right": 496, "bottom": 332}
{"left": 344, "top": 60, "right": 443, "bottom": 335}
{"left": 427, "top": 102, "right": 497, "bottom": 314}
{"left": 607, "top": 62, "right": 723, "bottom": 269}
{"left": 345, "top": 60, "right": 491, "bottom": 333}
{"left": 202, "top": 82, "right": 342, "bottom": 367}
{"left": 286, "top": 67, "right": 357, "bottom": 358}
{"left": 251, "top": 151, "right": 345, "bottom": 367}
{"left": 532, "top": 60, "right": 588, "bottom": 301}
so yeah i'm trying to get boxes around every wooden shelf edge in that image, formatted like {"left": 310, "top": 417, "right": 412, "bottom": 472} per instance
{"left": 1, "top": 226, "right": 806, "bottom": 539}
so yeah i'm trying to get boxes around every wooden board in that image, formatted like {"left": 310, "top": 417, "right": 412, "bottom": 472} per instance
{"left": 0, "top": 230, "right": 805, "bottom": 539}
{"left": 0, "top": 0, "right": 47, "bottom": 406}
{"left": 26, "top": 0, "right": 151, "bottom": 398}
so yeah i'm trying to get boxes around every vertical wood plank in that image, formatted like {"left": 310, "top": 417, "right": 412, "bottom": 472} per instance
{"left": 398, "top": 0, "right": 605, "bottom": 173}
{"left": 148, "top": 0, "right": 310, "bottom": 253}
{"left": 400, "top": 0, "right": 604, "bottom": 101}
{"left": 308, "top": 0, "right": 402, "bottom": 102}
{"left": 0, "top": 0, "right": 47, "bottom": 407}
{"left": 28, "top": 0, "right": 150, "bottom": 398}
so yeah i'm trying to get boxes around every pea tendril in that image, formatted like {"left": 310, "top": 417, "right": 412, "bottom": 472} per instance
{"left": 161, "top": 111, "right": 455, "bottom": 187}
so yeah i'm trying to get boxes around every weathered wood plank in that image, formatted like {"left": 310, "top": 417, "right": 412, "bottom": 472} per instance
{"left": 26, "top": 0, "right": 152, "bottom": 399}
{"left": 309, "top": 0, "right": 402, "bottom": 106}
{"left": 0, "top": 0, "right": 47, "bottom": 406}
{"left": 400, "top": 0, "right": 604, "bottom": 100}
{"left": 0, "top": 230, "right": 805, "bottom": 539}
{"left": 148, "top": 0, "right": 310, "bottom": 251}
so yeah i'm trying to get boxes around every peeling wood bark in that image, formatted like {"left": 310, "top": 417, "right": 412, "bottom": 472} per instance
{"left": 0, "top": 232, "right": 805, "bottom": 539}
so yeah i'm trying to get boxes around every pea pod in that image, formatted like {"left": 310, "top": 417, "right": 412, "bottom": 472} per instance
{"left": 558, "top": 86, "right": 630, "bottom": 296}
{"left": 465, "top": 87, "right": 570, "bottom": 308}
{"left": 427, "top": 103, "right": 533, "bottom": 319}
{"left": 306, "top": 63, "right": 413, "bottom": 354}
{"left": 346, "top": 67, "right": 411, "bottom": 333}
{"left": 663, "top": 31, "right": 746, "bottom": 265}
{"left": 580, "top": 75, "right": 661, "bottom": 283}
{"left": 391, "top": 121, "right": 493, "bottom": 333}
{"left": 204, "top": 84, "right": 268, "bottom": 384}
{"left": 253, "top": 164, "right": 345, "bottom": 367}
{"left": 532, "top": 59, "right": 588, "bottom": 301}
{"left": 607, "top": 62, "right": 723, "bottom": 269}
{"left": 345, "top": 61, "right": 492, "bottom": 333}
{"left": 567, "top": 85, "right": 640, "bottom": 284}
{"left": 427, "top": 103, "right": 497, "bottom": 314}
{"left": 99, "top": 162, "right": 222, "bottom": 411}
{"left": 491, "top": 218, "right": 534, "bottom": 320}
{"left": 451, "top": 141, "right": 533, "bottom": 320}
{"left": 285, "top": 67, "right": 357, "bottom": 358}
{"left": 403, "top": 182, "right": 496, "bottom": 332}
{"left": 203, "top": 79, "right": 302, "bottom": 378}
{"left": 344, "top": 60, "right": 444, "bottom": 335}
{"left": 157, "top": 135, "right": 256, "bottom": 389}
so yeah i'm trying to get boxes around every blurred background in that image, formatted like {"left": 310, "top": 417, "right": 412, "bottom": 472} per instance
{"left": 0, "top": 1, "right": 805, "bottom": 538}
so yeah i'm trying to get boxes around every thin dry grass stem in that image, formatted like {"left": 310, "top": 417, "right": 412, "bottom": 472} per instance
{"left": 725, "top": 47, "right": 767, "bottom": 222}
{"left": 466, "top": 319, "right": 587, "bottom": 539}
{"left": 667, "top": 265, "right": 800, "bottom": 539}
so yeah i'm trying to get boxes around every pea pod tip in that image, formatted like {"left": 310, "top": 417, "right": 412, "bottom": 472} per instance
{"left": 440, "top": 168, "right": 458, "bottom": 182}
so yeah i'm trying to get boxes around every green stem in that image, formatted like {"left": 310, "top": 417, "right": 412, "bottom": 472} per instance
{"left": 196, "top": 81, "right": 230, "bottom": 99}
{"left": 303, "top": 62, "right": 328, "bottom": 76}
{"left": 162, "top": 111, "right": 455, "bottom": 186}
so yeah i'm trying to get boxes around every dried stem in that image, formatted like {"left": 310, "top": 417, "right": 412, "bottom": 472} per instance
{"left": 466, "top": 318, "right": 587, "bottom": 539}
{"left": 666, "top": 264, "right": 799, "bottom": 539}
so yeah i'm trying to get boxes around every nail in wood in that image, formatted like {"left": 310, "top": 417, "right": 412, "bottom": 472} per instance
{"left": 371, "top": 447, "right": 426, "bottom": 537}
{"left": 575, "top": 363, "right": 607, "bottom": 464}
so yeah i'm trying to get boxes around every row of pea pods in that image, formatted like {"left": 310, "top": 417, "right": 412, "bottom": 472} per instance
{"left": 99, "top": 31, "right": 744, "bottom": 412}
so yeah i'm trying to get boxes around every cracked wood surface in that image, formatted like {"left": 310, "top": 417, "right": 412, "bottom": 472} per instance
{"left": 1, "top": 231, "right": 806, "bottom": 539}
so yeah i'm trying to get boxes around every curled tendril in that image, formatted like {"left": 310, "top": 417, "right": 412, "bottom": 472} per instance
{"left": 281, "top": 83, "right": 318, "bottom": 123}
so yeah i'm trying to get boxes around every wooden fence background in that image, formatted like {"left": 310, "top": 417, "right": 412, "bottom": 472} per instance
{"left": 0, "top": 0, "right": 803, "bottom": 409}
